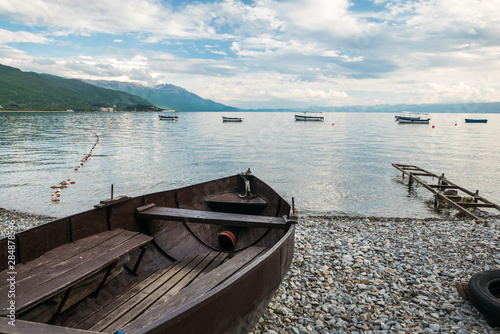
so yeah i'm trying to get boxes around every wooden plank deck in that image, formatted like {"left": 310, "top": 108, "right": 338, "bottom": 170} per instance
{"left": 80, "top": 251, "right": 228, "bottom": 332}
{"left": 0, "top": 229, "right": 152, "bottom": 317}
{"left": 120, "top": 246, "right": 267, "bottom": 334}
{"left": 136, "top": 205, "right": 294, "bottom": 229}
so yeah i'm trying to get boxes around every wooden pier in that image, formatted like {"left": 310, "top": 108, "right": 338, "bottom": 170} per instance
{"left": 392, "top": 163, "right": 500, "bottom": 226}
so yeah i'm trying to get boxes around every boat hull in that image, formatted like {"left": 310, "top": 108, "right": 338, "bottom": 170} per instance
{"left": 294, "top": 115, "right": 324, "bottom": 121}
{"left": 395, "top": 112, "right": 430, "bottom": 123}
{"left": 222, "top": 116, "right": 243, "bottom": 122}
{"left": 159, "top": 115, "right": 178, "bottom": 120}
{"left": 465, "top": 119, "right": 487, "bottom": 123}
{"left": 397, "top": 117, "right": 430, "bottom": 124}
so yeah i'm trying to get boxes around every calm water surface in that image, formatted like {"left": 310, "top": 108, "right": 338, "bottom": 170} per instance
{"left": 1, "top": 111, "right": 499, "bottom": 219}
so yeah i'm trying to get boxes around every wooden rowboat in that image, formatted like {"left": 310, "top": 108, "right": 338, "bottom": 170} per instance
{"left": 0, "top": 170, "right": 297, "bottom": 334}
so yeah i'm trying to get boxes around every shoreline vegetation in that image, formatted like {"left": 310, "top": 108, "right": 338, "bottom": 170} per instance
{"left": 0, "top": 110, "right": 76, "bottom": 112}
{"left": 1, "top": 209, "right": 498, "bottom": 332}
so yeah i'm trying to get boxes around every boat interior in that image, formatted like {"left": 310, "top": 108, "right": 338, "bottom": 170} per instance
{"left": 0, "top": 173, "right": 296, "bottom": 333}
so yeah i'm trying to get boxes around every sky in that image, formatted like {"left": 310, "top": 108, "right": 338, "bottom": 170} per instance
{"left": 0, "top": 0, "right": 499, "bottom": 109}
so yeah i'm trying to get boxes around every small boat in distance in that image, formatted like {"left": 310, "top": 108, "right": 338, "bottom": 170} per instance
{"left": 294, "top": 111, "right": 324, "bottom": 122}
{"left": 395, "top": 112, "right": 430, "bottom": 124}
{"left": 222, "top": 116, "right": 244, "bottom": 122}
{"left": 465, "top": 118, "right": 488, "bottom": 123}
{"left": 0, "top": 170, "right": 297, "bottom": 334}
{"left": 158, "top": 112, "right": 179, "bottom": 121}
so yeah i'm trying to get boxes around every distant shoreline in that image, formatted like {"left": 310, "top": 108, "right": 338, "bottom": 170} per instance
{"left": 0, "top": 110, "right": 76, "bottom": 113}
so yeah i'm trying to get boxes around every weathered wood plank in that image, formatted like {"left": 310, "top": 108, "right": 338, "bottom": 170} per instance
{"left": 0, "top": 231, "right": 152, "bottom": 316}
{"left": 0, "top": 229, "right": 125, "bottom": 291}
{"left": 428, "top": 184, "right": 460, "bottom": 189}
{"left": 205, "top": 193, "right": 267, "bottom": 206}
{"left": 103, "top": 252, "right": 221, "bottom": 333}
{"left": 0, "top": 230, "right": 142, "bottom": 302}
{"left": 136, "top": 206, "right": 292, "bottom": 229}
{"left": 199, "top": 252, "right": 229, "bottom": 277}
{"left": 73, "top": 266, "right": 174, "bottom": 329}
{"left": 88, "top": 254, "right": 200, "bottom": 331}
{"left": 89, "top": 251, "right": 221, "bottom": 333}
{"left": 121, "top": 246, "right": 266, "bottom": 333}
{"left": 0, "top": 317, "right": 100, "bottom": 334}
{"left": 454, "top": 202, "right": 497, "bottom": 208}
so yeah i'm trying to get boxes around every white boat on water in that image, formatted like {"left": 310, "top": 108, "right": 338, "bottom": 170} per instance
{"left": 222, "top": 116, "right": 244, "bottom": 122}
{"left": 294, "top": 111, "right": 324, "bottom": 122}
{"left": 395, "top": 111, "right": 430, "bottom": 124}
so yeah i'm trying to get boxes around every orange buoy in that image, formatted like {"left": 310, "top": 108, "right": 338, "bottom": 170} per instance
{"left": 67, "top": 178, "right": 71, "bottom": 181}
{"left": 109, "top": 121, "right": 112, "bottom": 124}
{"left": 75, "top": 168, "right": 79, "bottom": 171}
{"left": 432, "top": 125, "right": 435, "bottom": 128}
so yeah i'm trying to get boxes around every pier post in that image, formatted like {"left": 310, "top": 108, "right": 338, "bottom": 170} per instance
{"left": 408, "top": 172, "right": 414, "bottom": 190}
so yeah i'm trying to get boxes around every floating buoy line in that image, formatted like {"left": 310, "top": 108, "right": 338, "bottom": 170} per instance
{"left": 50, "top": 131, "right": 100, "bottom": 203}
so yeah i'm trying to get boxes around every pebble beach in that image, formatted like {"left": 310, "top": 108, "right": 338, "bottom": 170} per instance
{"left": 250, "top": 216, "right": 500, "bottom": 334}
{"left": 2, "top": 209, "right": 499, "bottom": 333}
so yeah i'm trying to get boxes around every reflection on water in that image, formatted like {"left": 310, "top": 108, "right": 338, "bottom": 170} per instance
{"left": 1, "top": 111, "right": 499, "bottom": 218}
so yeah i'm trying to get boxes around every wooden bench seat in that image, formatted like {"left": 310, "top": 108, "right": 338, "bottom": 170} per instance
{"left": 0, "top": 229, "right": 152, "bottom": 321}
{"left": 136, "top": 204, "right": 295, "bottom": 229}
{"left": 0, "top": 318, "right": 100, "bottom": 334}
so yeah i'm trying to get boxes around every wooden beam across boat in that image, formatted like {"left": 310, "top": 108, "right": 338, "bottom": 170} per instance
{"left": 136, "top": 204, "right": 296, "bottom": 229}
{"left": 392, "top": 163, "right": 500, "bottom": 226}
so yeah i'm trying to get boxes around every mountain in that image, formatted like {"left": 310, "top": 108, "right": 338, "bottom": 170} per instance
{"left": 0, "top": 64, "right": 156, "bottom": 111}
{"left": 86, "top": 80, "right": 237, "bottom": 111}
{"left": 305, "top": 103, "right": 500, "bottom": 114}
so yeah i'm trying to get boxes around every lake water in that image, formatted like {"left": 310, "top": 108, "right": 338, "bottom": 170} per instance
{"left": 1, "top": 111, "right": 499, "bottom": 219}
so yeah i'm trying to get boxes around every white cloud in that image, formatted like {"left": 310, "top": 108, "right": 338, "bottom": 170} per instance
{"left": 278, "top": 0, "right": 360, "bottom": 38}
{"left": 0, "top": 29, "right": 52, "bottom": 44}
{"left": 0, "top": 0, "right": 226, "bottom": 40}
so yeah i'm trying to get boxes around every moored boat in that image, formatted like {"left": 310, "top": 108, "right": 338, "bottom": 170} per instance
{"left": 158, "top": 114, "right": 178, "bottom": 121}
{"left": 395, "top": 112, "right": 430, "bottom": 124}
{"left": 0, "top": 170, "right": 297, "bottom": 334}
{"left": 294, "top": 111, "right": 324, "bottom": 122}
{"left": 465, "top": 119, "right": 487, "bottom": 123}
{"left": 397, "top": 117, "right": 430, "bottom": 124}
{"left": 222, "top": 116, "right": 244, "bottom": 122}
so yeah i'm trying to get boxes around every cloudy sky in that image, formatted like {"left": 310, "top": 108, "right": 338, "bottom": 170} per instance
{"left": 0, "top": 0, "right": 499, "bottom": 109}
